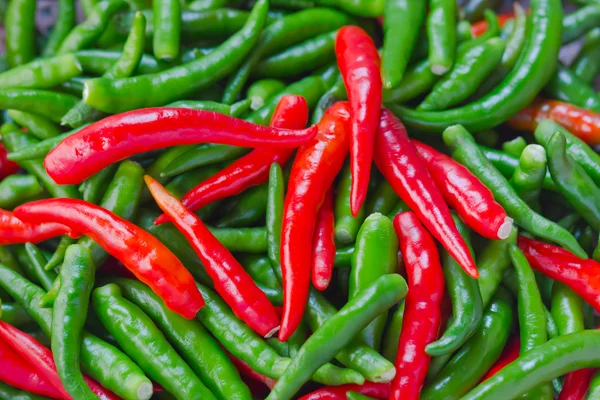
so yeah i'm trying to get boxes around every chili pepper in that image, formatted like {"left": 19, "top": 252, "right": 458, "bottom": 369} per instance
{"left": 0, "top": 90, "right": 79, "bottom": 123}
{"left": 21, "top": 243, "right": 58, "bottom": 292}
{"left": 0, "top": 209, "right": 77, "bottom": 245}
{"left": 547, "top": 132, "right": 600, "bottom": 230}
{"left": 312, "top": 75, "right": 346, "bottom": 125}
{"left": 0, "top": 54, "right": 82, "bottom": 91}
{"left": 561, "top": 4, "right": 600, "bottom": 44}
{"left": 480, "top": 337, "right": 521, "bottom": 382}
{"left": 419, "top": 38, "right": 505, "bottom": 111}
{"left": 187, "top": 0, "right": 228, "bottom": 10}
{"left": 299, "top": 382, "right": 391, "bottom": 400}
{"left": 267, "top": 274, "right": 406, "bottom": 400}
{"left": 558, "top": 367, "right": 596, "bottom": 400}
{"left": 502, "top": 136, "right": 527, "bottom": 158}
{"left": 75, "top": 50, "right": 167, "bottom": 75}
{"left": 7, "top": 127, "right": 84, "bottom": 162}
{"left": 229, "top": 353, "right": 277, "bottom": 391}
{"left": 346, "top": 392, "right": 377, "bottom": 400}
{"left": 413, "top": 140, "right": 512, "bottom": 241}
{"left": 0, "top": 245, "right": 23, "bottom": 275}
{"left": 375, "top": 112, "right": 478, "bottom": 277}
{"left": 349, "top": 213, "right": 398, "bottom": 349}
{"left": 223, "top": 8, "right": 351, "bottom": 105}
{"left": 312, "top": 188, "right": 336, "bottom": 291}
{"left": 508, "top": 144, "right": 547, "bottom": 211}
{"left": 6, "top": 111, "right": 60, "bottom": 140}
{"left": 159, "top": 144, "right": 248, "bottom": 179}
{"left": 365, "top": 180, "right": 398, "bottom": 216}
{"left": 79, "top": 165, "right": 119, "bottom": 205}
{"left": 443, "top": 125, "right": 585, "bottom": 257}
{"left": 477, "top": 228, "right": 518, "bottom": 308}
{"left": 544, "top": 66, "right": 600, "bottom": 113}
{"left": 267, "top": 162, "right": 285, "bottom": 281}
{"left": 4, "top": 0, "right": 36, "bottom": 68}
{"left": 0, "top": 380, "right": 54, "bottom": 400}
{"left": 427, "top": 0, "right": 457, "bottom": 75}
{"left": 571, "top": 28, "right": 600, "bottom": 84}
{"left": 390, "top": 212, "right": 444, "bottom": 400}
{"left": 62, "top": 12, "right": 147, "bottom": 129}
{"left": 83, "top": 0, "right": 268, "bottom": 113}
{"left": 587, "top": 370, "right": 600, "bottom": 399}
{"left": 0, "top": 144, "right": 20, "bottom": 182}
{"left": 279, "top": 101, "right": 350, "bottom": 341}
{"left": 92, "top": 283, "right": 216, "bottom": 400}
{"left": 334, "top": 162, "right": 365, "bottom": 245}
{"left": 247, "top": 79, "right": 286, "bottom": 111}
{"left": 421, "top": 287, "right": 514, "bottom": 400}
{"left": 381, "top": 301, "right": 404, "bottom": 363}
{"left": 551, "top": 282, "right": 585, "bottom": 338}
{"left": 156, "top": 95, "right": 308, "bottom": 223}
{"left": 242, "top": 255, "right": 280, "bottom": 290}
{"left": 42, "top": 0, "right": 76, "bottom": 56}
{"left": 15, "top": 199, "right": 204, "bottom": 319}
{"left": 381, "top": 0, "right": 426, "bottom": 89}
{"left": 336, "top": 26, "right": 381, "bottom": 216}
{"left": 51, "top": 245, "right": 97, "bottom": 399}
{"left": 152, "top": 0, "right": 180, "bottom": 60}
{"left": 391, "top": 0, "right": 561, "bottom": 133}
{"left": 1, "top": 302, "right": 33, "bottom": 326}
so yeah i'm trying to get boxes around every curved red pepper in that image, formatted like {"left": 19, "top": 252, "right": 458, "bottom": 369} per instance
{"left": 0, "top": 209, "right": 79, "bottom": 245}
{"left": 14, "top": 199, "right": 204, "bottom": 319}
{"left": 45, "top": 108, "right": 319, "bottom": 185}
{"left": 154, "top": 94, "right": 309, "bottom": 225}
{"left": 279, "top": 102, "right": 351, "bottom": 341}
{"left": 0, "top": 321, "right": 119, "bottom": 400}
{"left": 413, "top": 140, "right": 513, "bottom": 240}
{"left": 336, "top": 26, "right": 382, "bottom": 217}
{"left": 0, "top": 143, "right": 19, "bottom": 181}
{"left": 0, "top": 337, "right": 62, "bottom": 399}
{"left": 146, "top": 175, "right": 280, "bottom": 338}
{"left": 509, "top": 98, "right": 600, "bottom": 145}
{"left": 471, "top": 10, "right": 518, "bottom": 37}
{"left": 228, "top": 353, "right": 277, "bottom": 390}
{"left": 298, "top": 382, "right": 391, "bottom": 400}
{"left": 311, "top": 188, "right": 336, "bottom": 291}
{"left": 480, "top": 336, "right": 520, "bottom": 382}
{"left": 374, "top": 109, "right": 478, "bottom": 278}
{"left": 518, "top": 236, "right": 600, "bottom": 313}
{"left": 391, "top": 212, "right": 445, "bottom": 400}
{"left": 559, "top": 368, "right": 596, "bottom": 400}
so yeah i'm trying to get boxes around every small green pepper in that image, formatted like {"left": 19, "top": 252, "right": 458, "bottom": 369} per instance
{"left": 335, "top": 163, "right": 365, "bottom": 245}
{"left": 0, "top": 174, "right": 44, "bottom": 209}
{"left": 509, "top": 144, "right": 547, "bottom": 212}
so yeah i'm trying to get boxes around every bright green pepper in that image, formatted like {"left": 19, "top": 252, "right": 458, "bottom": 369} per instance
{"left": 509, "top": 144, "right": 547, "bottom": 211}
{"left": 216, "top": 183, "right": 268, "bottom": 228}
{"left": 561, "top": 4, "right": 600, "bottom": 44}
{"left": 0, "top": 302, "right": 34, "bottom": 327}
{"left": 44, "top": 236, "right": 75, "bottom": 271}
{"left": 207, "top": 226, "right": 267, "bottom": 254}
{"left": 13, "top": 244, "right": 57, "bottom": 292}
{"left": 267, "top": 163, "right": 285, "bottom": 281}
{"left": 153, "top": 0, "right": 180, "bottom": 60}
{"left": 4, "top": 0, "right": 36, "bottom": 67}
{"left": 80, "top": 164, "right": 120, "bottom": 205}
{"left": 240, "top": 255, "right": 280, "bottom": 289}
{"left": 544, "top": 65, "right": 600, "bottom": 112}
{"left": 0, "top": 54, "right": 82, "bottom": 91}
{"left": 427, "top": 0, "right": 457, "bottom": 75}
{"left": 571, "top": 27, "right": 600, "bottom": 84}
{"left": 0, "top": 90, "right": 79, "bottom": 122}
{"left": 0, "top": 174, "right": 44, "bottom": 209}
{"left": 502, "top": 136, "right": 527, "bottom": 158}
{"left": 551, "top": 282, "right": 585, "bottom": 337}
{"left": 247, "top": 79, "right": 286, "bottom": 111}
{"left": 382, "top": 300, "right": 405, "bottom": 362}
{"left": 335, "top": 163, "right": 365, "bottom": 245}
{"left": 6, "top": 110, "right": 61, "bottom": 139}
{"left": 160, "top": 144, "right": 248, "bottom": 178}
{"left": 75, "top": 50, "right": 168, "bottom": 75}
{"left": 43, "top": 0, "right": 77, "bottom": 56}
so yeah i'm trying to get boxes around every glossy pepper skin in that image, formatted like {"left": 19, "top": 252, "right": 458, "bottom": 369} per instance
{"left": 312, "top": 188, "right": 336, "bottom": 291}
{"left": 279, "top": 101, "right": 351, "bottom": 341}
{"left": 509, "top": 144, "right": 547, "bottom": 211}
{"left": 374, "top": 110, "right": 478, "bottom": 278}
{"left": 299, "top": 382, "right": 391, "bottom": 400}
{"left": 413, "top": 140, "right": 512, "bottom": 240}
{"left": 0, "top": 209, "right": 78, "bottom": 245}
{"left": 335, "top": 26, "right": 382, "bottom": 216}
{"left": 14, "top": 198, "right": 204, "bottom": 319}
{"left": 146, "top": 175, "right": 280, "bottom": 338}
{"left": 390, "top": 212, "right": 445, "bottom": 400}
{"left": 558, "top": 367, "right": 596, "bottom": 400}
{"left": 480, "top": 337, "right": 520, "bottom": 382}
{"left": 0, "top": 142, "right": 20, "bottom": 180}
{"left": 155, "top": 94, "right": 309, "bottom": 224}
{"left": 45, "top": 108, "right": 317, "bottom": 185}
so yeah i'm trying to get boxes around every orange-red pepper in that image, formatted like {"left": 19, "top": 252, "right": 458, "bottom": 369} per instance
{"left": 0, "top": 143, "right": 19, "bottom": 181}
{"left": 0, "top": 209, "right": 79, "bottom": 245}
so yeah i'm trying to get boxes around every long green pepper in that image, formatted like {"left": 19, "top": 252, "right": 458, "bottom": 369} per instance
{"left": 509, "top": 144, "right": 547, "bottom": 212}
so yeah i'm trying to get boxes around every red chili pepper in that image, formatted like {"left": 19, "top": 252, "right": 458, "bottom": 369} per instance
{"left": 0, "top": 321, "right": 119, "bottom": 400}
{"left": 14, "top": 199, "right": 204, "bottom": 319}
{"left": 390, "top": 212, "right": 445, "bottom": 400}
{"left": 471, "top": 10, "right": 518, "bottom": 37}
{"left": 228, "top": 353, "right": 277, "bottom": 390}
{"left": 145, "top": 175, "right": 280, "bottom": 338}
{"left": 0, "top": 337, "right": 62, "bottom": 399}
{"left": 154, "top": 94, "right": 309, "bottom": 225}
{"left": 480, "top": 336, "right": 520, "bottom": 382}
{"left": 374, "top": 109, "right": 479, "bottom": 278}
{"left": 298, "top": 382, "right": 391, "bottom": 400}
{"left": 279, "top": 101, "right": 351, "bottom": 341}
{"left": 558, "top": 368, "right": 596, "bottom": 400}
{"left": 0, "top": 143, "right": 19, "bottom": 181}
{"left": 0, "top": 209, "right": 80, "bottom": 245}
{"left": 518, "top": 236, "right": 600, "bottom": 313}
{"left": 508, "top": 98, "right": 600, "bottom": 145}
{"left": 44, "top": 108, "right": 319, "bottom": 185}
{"left": 311, "top": 187, "right": 336, "bottom": 291}
{"left": 413, "top": 140, "right": 513, "bottom": 240}
{"left": 335, "top": 26, "right": 382, "bottom": 217}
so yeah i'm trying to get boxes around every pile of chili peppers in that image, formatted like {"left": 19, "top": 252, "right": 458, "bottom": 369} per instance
{"left": 3, "top": 0, "right": 600, "bottom": 398}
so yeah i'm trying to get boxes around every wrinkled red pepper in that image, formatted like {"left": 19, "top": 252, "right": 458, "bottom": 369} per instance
{"left": 146, "top": 175, "right": 280, "bottom": 338}
{"left": 311, "top": 188, "right": 336, "bottom": 291}
{"left": 374, "top": 109, "right": 478, "bottom": 278}
{"left": 471, "top": 10, "right": 517, "bottom": 37}
{"left": 0, "top": 337, "right": 62, "bottom": 399}
{"left": 279, "top": 101, "right": 351, "bottom": 341}
{"left": 391, "top": 212, "right": 445, "bottom": 400}
{"left": 44, "top": 108, "right": 318, "bottom": 185}
{"left": 0, "top": 321, "right": 119, "bottom": 400}
{"left": 0, "top": 209, "right": 79, "bottom": 245}
{"left": 14, "top": 199, "right": 204, "bottom": 319}
{"left": 559, "top": 368, "right": 596, "bottom": 400}
{"left": 299, "top": 382, "right": 391, "bottom": 400}
{"left": 0, "top": 143, "right": 19, "bottom": 181}
{"left": 413, "top": 140, "right": 513, "bottom": 240}
{"left": 155, "top": 94, "right": 309, "bottom": 225}
{"left": 518, "top": 236, "right": 600, "bottom": 313}
{"left": 508, "top": 98, "right": 600, "bottom": 145}
{"left": 480, "top": 336, "right": 520, "bottom": 382}
{"left": 336, "top": 26, "right": 382, "bottom": 217}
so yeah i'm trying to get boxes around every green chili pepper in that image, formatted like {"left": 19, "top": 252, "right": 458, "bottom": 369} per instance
{"left": 502, "top": 136, "right": 527, "bottom": 158}
{"left": 421, "top": 287, "right": 514, "bottom": 400}
{"left": 561, "top": 4, "right": 600, "bottom": 44}
{"left": 0, "top": 246, "right": 22, "bottom": 275}
{"left": 187, "top": 0, "right": 228, "bottom": 10}
{"left": 425, "top": 352, "right": 454, "bottom": 385}
{"left": 253, "top": 31, "right": 337, "bottom": 79}
{"left": 0, "top": 302, "right": 34, "bottom": 327}
{"left": 349, "top": 213, "right": 398, "bottom": 350}
{"left": 382, "top": 300, "right": 404, "bottom": 362}
{"left": 247, "top": 79, "right": 286, "bottom": 111}
{"left": 4, "top": 0, "right": 36, "bottom": 67}
{"left": 114, "top": 278, "right": 252, "bottom": 400}
{"left": 386, "top": 199, "right": 411, "bottom": 220}
{"left": 52, "top": 245, "right": 97, "bottom": 400}
{"left": 383, "top": 59, "right": 439, "bottom": 104}
{"left": 205, "top": 226, "right": 267, "bottom": 254}
{"left": 6, "top": 110, "right": 61, "bottom": 139}
{"left": 0, "top": 90, "right": 79, "bottom": 122}
{"left": 346, "top": 392, "right": 377, "bottom": 400}
{"left": 311, "top": 74, "right": 346, "bottom": 125}
{"left": 6, "top": 127, "right": 84, "bottom": 162}
{"left": 418, "top": 37, "right": 505, "bottom": 111}
{"left": 509, "top": 144, "right": 547, "bottom": 212}
{"left": 152, "top": 0, "right": 180, "bottom": 60}
{"left": 267, "top": 163, "right": 285, "bottom": 281}
{"left": 84, "top": 0, "right": 269, "bottom": 113}
{"left": 335, "top": 163, "right": 366, "bottom": 245}
{"left": 571, "top": 28, "right": 600, "bottom": 84}
{"left": 547, "top": 132, "right": 600, "bottom": 231}
{"left": 241, "top": 255, "right": 280, "bottom": 289}
{"left": 167, "top": 99, "right": 232, "bottom": 114}
{"left": 334, "top": 247, "right": 354, "bottom": 268}
{"left": 216, "top": 184, "right": 268, "bottom": 228}
{"left": 44, "top": 236, "right": 75, "bottom": 271}
{"left": 80, "top": 164, "right": 120, "bottom": 205}
{"left": 427, "top": 0, "right": 457, "bottom": 75}
{"left": 544, "top": 65, "right": 600, "bottom": 112}
{"left": 161, "top": 144, "right": 248, "bottom": 178}
{"left": 56, "top": 76, "right": 87, "bottom": 96}
{"left": 588, "top": 370, "right": 600, "bottom": 398}
{"left": 230, "top": 99, "right": 253, "bottom": 118}
{"left": 43, "top": 0, "right": 77, "bottom": 56}
{"left": 0, "top": 380, "right": 49, "bottom": 400}
{"left": 461, "top": 0, "right": 501, "bottom": 21}
{"left": 92, "top": 283, "right": 217, "bottom": 400}
{"left": 427, "top": 214, "right": 483, "bottom": 356}
{"left": 0, "top": 174, "right": 44, "bottom": 209}
{"left": 551, "top": 282, "right": 585, "bottom": 337}
{"left": 443, "top": 125, "right": 585, "bottom": 258}
{"left": 75, "top": 50, "right": 168, "bottom": 75}
{"left": 0, "top": 265, "right": 153, "bottom": 400}
{"left": 365, "top": 180, "right": 399, "bottom": 216}
{"left": 15, "top": 244, "right": 57, "bottom": 292}
{"left": 267, "top": 274, "right": 407, "bottom": 400}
